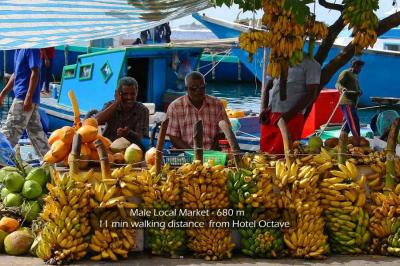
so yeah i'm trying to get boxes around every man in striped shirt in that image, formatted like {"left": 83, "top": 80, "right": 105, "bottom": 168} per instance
{"left": 166, "top": 71, "right": 230, "bottom": 150}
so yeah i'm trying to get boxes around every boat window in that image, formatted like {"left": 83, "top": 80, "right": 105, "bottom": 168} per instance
{"left": 384, "top": 44, "right": 400, "bottom": 51}
{"left": 127, "top": 58, "right": 149, "bottom": 103}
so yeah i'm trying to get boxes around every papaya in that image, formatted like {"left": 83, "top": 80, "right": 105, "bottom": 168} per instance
{"left": 76, "top": 125, "right": 98, "bottom": 143}
{"left": 48, "top": 128, "right": 63, "bottom": 145}
{"left": 60, "top": 126, "right": 75, "bottom": 145}
{"left": 50, "top": 140, "right": 70, "bottom": 161}
{"left": 0, "top": 217, "right": 19, "bottom": 233}
{"left": 43, "top": 150, "right": 60, "bottom": 163}
{"left": 82, "top": 117, "right": 98, "bottom": 128}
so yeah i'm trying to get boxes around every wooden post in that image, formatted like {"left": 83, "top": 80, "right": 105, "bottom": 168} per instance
{"left": 279, "top": 61, "right": 288, "bottom": 101}
{"left": 193, "top": 120, "right": 203, "bottom": 163}
{"left": 219, "top": 120, "right": 241, "bottom": 168}
{"left": 338, "top": 131, "right": 348, "bottom": 164}
{"left": 94, "top": 139, "right": 110, "bottom": 180}
{"left": 385, "top": 118, "right": 400, "bottom": 191}
{"left": 155, "top": 118, "right": 169, "bottom": 174}
{"left": 69, "top": 133, "right": 81, "bottom": 176}
{"left": 277, "top": 118, "right": 292, "bottom": 165}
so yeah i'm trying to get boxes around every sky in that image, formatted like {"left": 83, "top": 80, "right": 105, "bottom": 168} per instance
{"left": 170, "top": 1, "right": 397, "bottom": 28}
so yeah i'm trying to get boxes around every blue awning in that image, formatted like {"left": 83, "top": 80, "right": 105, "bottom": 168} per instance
{"left": 0, "top": 0, "right": 211, "bottom": 50}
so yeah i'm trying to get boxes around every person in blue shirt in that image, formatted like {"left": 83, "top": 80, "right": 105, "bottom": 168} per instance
{"left": 0, "top": 49, "right": 49, "bottom": 158}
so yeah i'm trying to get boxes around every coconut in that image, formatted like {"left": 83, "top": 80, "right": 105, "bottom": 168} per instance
{"left": 76, "top": 125, "right": 98, "bottom": 143}
{"left": 21, "top": 201, "right": 41, "bottom": 222}
{"left": 124, "top": 143, "right": 144, "bottom": 164}
{"left": 4, "top": 172, "right": 25, "bottom": 193}
{"left": 145, "top": 147, "right": 157, "bottom": 166}
{"left": 4, "top": 193, "right": 23, "bottom": 207}
{"left": 0, "top": 167, "right": 20, "bottom": 183}
{"left": 26, "top": 168, "right": 48, "bottom": 188}
{"left": 4, "top": 230, "right": 34, "bottom": 255}
{"left": 22, "top": 180, "right": 42, "bottom": 200}
{"left": 1, "top": 187, "right": 10, "bottom": 201}
{"left": 0, "top": 229, "right": 8, "bottom": 252}
{"left": 110, "top": 137, "right": 131, "bottom": 153}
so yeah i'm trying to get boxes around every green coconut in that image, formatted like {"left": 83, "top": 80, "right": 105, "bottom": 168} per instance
{"left": 0, "top": 167, "right": 20, "bottom": 184}
{"left": 22, "top": 180, "right": 42, "bottom": 199}
{"left": 4, "top": 172, "right": 25, "bottom": 193}
{"left": 4, "top": 193, "right": 23, "bottom": 207}
{"left": 4, "top": 230, "right": 34, "bottom": 255}
{"left": 21, "top": 201, "right": 41, "bottom": 223}
{"left": 1, "top": 187, "right": 10, "bottom": 201}
{"left": 26, "top": 168, "right": 48, "bottom": 188}
{"left": 308, "top": 136, "right": 323, "bottom": 153}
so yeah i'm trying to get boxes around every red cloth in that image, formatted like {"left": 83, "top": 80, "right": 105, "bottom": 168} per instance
{"left": 260, "top": 112, "right": 305, "bottom": 154}
{"left": 166, "top": 95, "right": 230, "bottom": 149}
{"left": 40, "top": 47, "right": 55, "bottom": 59}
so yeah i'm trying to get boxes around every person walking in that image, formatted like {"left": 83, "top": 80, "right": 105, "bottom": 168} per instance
{"left": 0, "top": 49, "right": 50, "bottom": 158}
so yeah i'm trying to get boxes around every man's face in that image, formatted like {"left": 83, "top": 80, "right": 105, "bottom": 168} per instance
{"left": 187, "top": 78, "right": 206, "bottom": 104}
{"left": 120, "top": 85, "right": 137, "bottom": 108}
{"left": 351, "top": 63, "right": 363, "bottom": 74}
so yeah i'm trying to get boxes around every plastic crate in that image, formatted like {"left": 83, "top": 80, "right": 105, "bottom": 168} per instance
{"left": 162, "top": 154, "right": 190, "bottom": 167}
{"left": 185, "top": 150, "right": 227, "bottom": 166}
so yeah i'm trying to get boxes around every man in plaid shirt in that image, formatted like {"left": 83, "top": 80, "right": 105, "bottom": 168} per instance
{"left": 166, "top": 71, "right": 230, "bottom": 150}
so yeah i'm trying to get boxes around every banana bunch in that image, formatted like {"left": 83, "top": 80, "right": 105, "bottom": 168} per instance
{"left": 139, "top": 164, "right": 185, "bottom": 257}
{"left": 180, "top": 160, "right": 228, "bottom": 210}
{"left": 274, "top": 161, "right": 320, "bottom": 193}
{"left": 307, "top": 21, "right": 329, "bottom": 40}
{"left": 187, "top": 228, "right": 235, "bottom": 260}
{"left": 239, "top": 31, "right": 271, "bottom": 55}
{"left": 267, "top": 58, "right": 282, "bottom": 78}
{"left": 388, "top": 217, "right": 400, "bottom": 256}
{"left": 320, "top": 167, "right": 370, "bottom": 254}
{"left": 89, "top": 228, "right": 136, "bottom": 261}
{"left": 36, "top": 169, "right": 93, "bottom": 263}
{"left": 148, "top": 227, "right": 186, "bottom": 257}
{"left": 342, "top": 0, "right": 379, "bottom": 50}
{"left": 311, "top": 147, "right": 334, "bottom": 165}
{"left": 239, "top": 227, "right": 284, "bottom": 258}
{"left": 368, "top": 192, "right": 400, "bottom": 238}
{"left": 282, "top": 175, "right": 328, "bottom": 258}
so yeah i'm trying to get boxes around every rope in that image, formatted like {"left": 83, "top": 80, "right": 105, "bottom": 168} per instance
{"left": 204, "top": 49, "right": 232, "bottom": 77}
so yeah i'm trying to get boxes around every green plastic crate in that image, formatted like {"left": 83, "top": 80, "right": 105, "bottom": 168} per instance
{"left": 184, "top": 150, "right": 227, "bottom": 166}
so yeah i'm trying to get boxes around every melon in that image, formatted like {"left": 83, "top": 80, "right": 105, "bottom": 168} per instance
{"left": 4, "top": 172, "right": 25, "bottom": 193}
{"left": 76, "top": 125, "right": 98, "bottom": 143}
{"left": 26, "top": 167, "right": 48, "bottom": 187}
{"left": 124, "top": 143, "right": 144, "bottom": 164}
{"left": 4, "top": 230, "right": 34, "bottom": 255}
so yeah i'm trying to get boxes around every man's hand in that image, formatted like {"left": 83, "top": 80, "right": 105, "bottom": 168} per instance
{"left": 117, "top": 126, "right": 130, "bottom": 138}
{"left": 259, "top": 108, "right": 271, "bottom": 125}
{"left": 23, "top": 97, "right": 33, "bottom": 112}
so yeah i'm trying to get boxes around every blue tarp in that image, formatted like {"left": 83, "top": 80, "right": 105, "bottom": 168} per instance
{"left": 0, "top": 0, "right": 211, "bottom": 50}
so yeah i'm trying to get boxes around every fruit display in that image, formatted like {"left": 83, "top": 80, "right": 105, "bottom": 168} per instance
{"left": 239, "top": 227, "right": 284, "bottom": 258}
{"left": 320, "top": 163, "right": 370, "bottom": 254}
{"left": 138, "top": 165, "right": 186, "bottom": 257}
{"left": 35, "top": 168, "right": 92, "bottom": 263}
{"left": 276, "top": 161, "right": 328, "bottom": 258}
{"left": 179, "top": 160, "right": 235, "bottom": 260}
{"left": 343, "top": 0, "right": 379, "bottom": 52}
{"left": 388, "top": 217, "right": 400, "bottom": 256}
{"left": 0, "top": 165, "right": 49, "bottom": 222}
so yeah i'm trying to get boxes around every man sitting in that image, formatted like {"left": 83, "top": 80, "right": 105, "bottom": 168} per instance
{"left": 166, "top": 71, "right": 230, "bottom": 149}
{"left": 96, "top": 77, "right": 149, "bottom": 150}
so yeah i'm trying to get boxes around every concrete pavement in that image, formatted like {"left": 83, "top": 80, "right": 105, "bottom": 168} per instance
{"left": 0, "top": 254, "right": 399, "bottom": 266}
